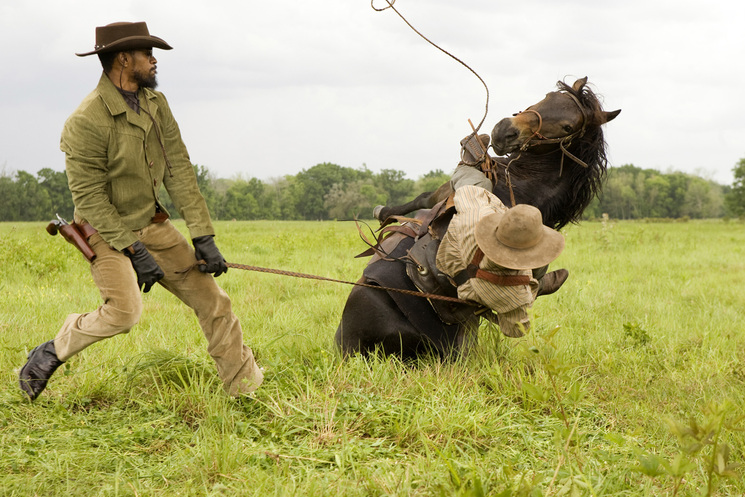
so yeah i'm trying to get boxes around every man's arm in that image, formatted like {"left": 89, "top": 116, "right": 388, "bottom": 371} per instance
{"left": 156, "top": 92, "right": 214, "bottom": 239}
{"left": 62, "top": 112, "right": 138, "bottom": 251}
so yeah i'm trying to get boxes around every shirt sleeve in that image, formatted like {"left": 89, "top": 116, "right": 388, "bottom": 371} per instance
{"left": 496, "top": 306, "right": 531, "bottom": 337}
{"left": 61, "top": 112, "right": 138, "bottom": 250}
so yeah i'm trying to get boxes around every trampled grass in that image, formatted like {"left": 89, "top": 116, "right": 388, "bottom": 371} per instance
{"left": 1, "top": 219, "right": 744, "bottom": 496}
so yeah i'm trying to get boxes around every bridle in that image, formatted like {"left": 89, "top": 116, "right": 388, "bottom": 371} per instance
{"left": 483, "top": 90, "right": 591, "bottom": 208}
{"left": 508, "top": 90, "right": 591, "bottom": 173}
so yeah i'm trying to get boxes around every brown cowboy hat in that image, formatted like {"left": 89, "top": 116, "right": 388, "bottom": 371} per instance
{"left": 475, "top": 204, "right": 564, "bottom": 270}
{"left": 76, "top": 21, "right": 172, "bottom": 57}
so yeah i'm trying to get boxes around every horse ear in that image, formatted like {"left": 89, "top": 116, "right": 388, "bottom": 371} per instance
{"left": 572, "top": 77, "right": 588, "bottom": 93}
{"left": 599, "top": 109, "right": 621, "bottom": 124}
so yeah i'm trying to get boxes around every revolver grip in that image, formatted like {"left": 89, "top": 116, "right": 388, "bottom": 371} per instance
{"left": 46, "top": 221, "right": 61, "bottom": 236}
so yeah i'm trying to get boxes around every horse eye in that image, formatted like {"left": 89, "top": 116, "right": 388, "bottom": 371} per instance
{"left": 563, "top": 125, "right": 573, "bottom": 133}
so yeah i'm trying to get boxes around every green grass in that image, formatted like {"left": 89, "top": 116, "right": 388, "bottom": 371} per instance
{"left": 1, "top": 219, "right": 744, "bottom": 496}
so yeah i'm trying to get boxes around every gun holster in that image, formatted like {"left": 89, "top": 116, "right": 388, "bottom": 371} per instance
{"left": 46, "top": 221, "right": 97, "bottom": 262}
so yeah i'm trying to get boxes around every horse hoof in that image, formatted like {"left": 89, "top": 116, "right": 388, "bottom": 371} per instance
{"left": 373, "top": 205, "right": 385, "bottom": 220}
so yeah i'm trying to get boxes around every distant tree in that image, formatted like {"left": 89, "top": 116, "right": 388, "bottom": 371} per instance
{"left": 682, "top": 177, "right": 723, "bottom": 218}
{"left": 324, "top": 180, "right": 386, "bottom": 219}
{"left": 592, "top": 164, "right": 725, "bottom": 220}
{"left": 294, "top": 163, "right": 372, "bottom": 220}
{"left": 414, "top": 169, "right": 451, "bottom": 194}
{"left": 193, "top": 164, "right": 219, "bottom": 217}
{"left": 264, "top": 176, "right": 300, "bottom": 220}
{"left": 642, "top": 174, "right": 671, "bottom": 218}
{"left": 0, "top": 171, "right": 21, "bottom": 221}
{"left": 664, "top": 171, "right": 690, "bottom": 218}
{"left": 598, "top": 166, "right": 639, "bottom": 219}
{"left": 37, "top": 168, "right": 74, "bottom": 219}
{"left": 374, "top": 169, "right": 414, "bottom": 207}
{"left": 16, "top": 171, "right": 51, "bottom": 221}
{"left": 725, "top": 158, "right": 745, "bottom": 217}
{"left": 221, "top": 178, "right": 265, "bottom": 220}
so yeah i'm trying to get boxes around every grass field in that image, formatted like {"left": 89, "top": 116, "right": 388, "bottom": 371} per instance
{"left": 1, "top": 218, "right": 744, "bottom": 496}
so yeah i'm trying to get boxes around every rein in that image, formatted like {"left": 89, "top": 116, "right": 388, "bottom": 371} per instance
{"left": 218, "top": 261, "right": 477, "bottom": 306}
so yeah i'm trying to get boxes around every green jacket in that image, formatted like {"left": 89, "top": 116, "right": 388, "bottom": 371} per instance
{"left": 61, "top": 73, "right": 214, "bottom": 251}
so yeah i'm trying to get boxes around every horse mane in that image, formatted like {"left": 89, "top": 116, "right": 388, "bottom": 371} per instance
{"left": 497, "top": 80, "right": 611, "bottom": 231}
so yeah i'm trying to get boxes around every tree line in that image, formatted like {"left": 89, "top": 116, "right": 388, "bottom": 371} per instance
{"left": 1, "top": 160, "right": 744, "bottom": 223}
{"left": 585, "top": 164, "right": 735, "bottom": 220}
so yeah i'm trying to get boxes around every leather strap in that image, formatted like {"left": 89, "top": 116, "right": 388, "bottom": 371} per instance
{"left": 72, "top": 221, "right": 98, "bottom": 239}
{"left": 453, "top": 248, "right": 531, "bottom": 287}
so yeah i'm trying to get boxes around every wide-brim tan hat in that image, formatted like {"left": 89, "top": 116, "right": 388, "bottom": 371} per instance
{"left": 76, "top": 21, "right": 172, "bottom": 57}
{"left": 475, "top": 204, "right": 565, "bottom": 270}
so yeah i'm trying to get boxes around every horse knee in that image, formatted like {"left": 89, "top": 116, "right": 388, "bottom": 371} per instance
{"left": 334, "top": 323, "right": 362, "bottom": 357}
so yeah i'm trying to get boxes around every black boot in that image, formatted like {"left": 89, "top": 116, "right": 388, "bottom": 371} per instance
{"left": 537, "top": 269, "right": 569, "bottom": 297}
{"left": 19, "top": 340, "right": 64, "bottom": 401}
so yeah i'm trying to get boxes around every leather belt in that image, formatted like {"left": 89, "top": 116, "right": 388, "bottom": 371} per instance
{"left": 453, "top": 248, "right": 531, "bottom": 287}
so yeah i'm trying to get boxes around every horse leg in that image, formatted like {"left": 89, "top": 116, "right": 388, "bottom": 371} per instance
{"left": 373, "top": 181, "right": 454, "bottom": 221}
{"left": 335, "top": 282, "right": 426, "bottom": 359}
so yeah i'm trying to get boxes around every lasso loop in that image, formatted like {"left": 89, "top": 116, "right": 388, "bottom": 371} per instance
{"left": 370, "top": 0, "right": 395, "bottom": 12}
{"left": 370, "top": 0, "right": 489, "bottom": 135}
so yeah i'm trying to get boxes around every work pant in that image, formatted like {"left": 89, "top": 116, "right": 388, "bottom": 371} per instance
{"left": 451, "top": 164, "right": 493, "bottom": 191}
{"left": 53, "top": 220, "right": 263, "bottom": 396}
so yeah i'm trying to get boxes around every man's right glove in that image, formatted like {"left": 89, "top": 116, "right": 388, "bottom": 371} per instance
{"left": 123, "top": 240, "right": 164, "bottom": 293}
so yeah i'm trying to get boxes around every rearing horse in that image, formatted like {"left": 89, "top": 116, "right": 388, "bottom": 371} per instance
{"left": 374, "top": 77, "right": 621, "bottom": 230}
{"left": 336, "top": 77, "right": 620, "bottom": 358}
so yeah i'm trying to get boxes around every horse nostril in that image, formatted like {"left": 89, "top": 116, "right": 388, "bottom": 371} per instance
{"left": 492, "top": 118, "right": 520, "bottom": 144}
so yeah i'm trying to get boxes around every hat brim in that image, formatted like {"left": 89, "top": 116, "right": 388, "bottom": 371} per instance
{"left": 475, "top": 212, "right": 565, "bottom": 270}
{"left": 76, "top": 35, "right": 172, "bottom": 57}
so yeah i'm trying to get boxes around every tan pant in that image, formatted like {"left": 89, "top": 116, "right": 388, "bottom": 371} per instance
{"left": 53, "top": 220, "right": 263, "bottom": 396}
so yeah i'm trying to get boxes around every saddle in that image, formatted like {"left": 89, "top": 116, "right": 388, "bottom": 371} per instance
{"left": 361, "top": 200, "right": 481, "bottom": 325}
{"left": 405, "top": 230, "right": 478, "bottom": 325}
{"left": 360, "top": 199, "right": 513, "bottom": 326}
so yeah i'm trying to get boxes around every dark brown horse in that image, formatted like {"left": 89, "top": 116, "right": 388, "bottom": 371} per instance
{"left": 335, "top": 77, "right": 620, "bottom": 358}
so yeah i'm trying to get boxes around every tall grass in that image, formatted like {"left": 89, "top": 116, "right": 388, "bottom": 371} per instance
{"left": 1, "top": 219, "right": 743, "bottom": 496}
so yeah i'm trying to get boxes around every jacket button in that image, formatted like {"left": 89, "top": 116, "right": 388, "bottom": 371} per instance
{"left": 149, "top": 161, "right": 154, "bottom": 168}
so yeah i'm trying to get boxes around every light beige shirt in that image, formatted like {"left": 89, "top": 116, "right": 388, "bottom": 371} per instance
{"left": 436, "top": 185, "right": 539, "bottom": 337}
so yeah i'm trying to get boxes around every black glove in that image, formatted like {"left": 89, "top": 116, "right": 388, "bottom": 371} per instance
{"left": 123, "top": 240, "right": 164, "bottom": 293}
{"left": 192, "top": 235, "right": 228, "bottom": 277}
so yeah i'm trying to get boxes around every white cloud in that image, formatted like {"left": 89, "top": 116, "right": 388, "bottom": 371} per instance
{"left": 1, "top": 0, "right": 742, "bottom": 184}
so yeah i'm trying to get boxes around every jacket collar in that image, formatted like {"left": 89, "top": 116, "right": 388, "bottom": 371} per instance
{"left": 96, "top": 73, "right": 159, "bottom": 131}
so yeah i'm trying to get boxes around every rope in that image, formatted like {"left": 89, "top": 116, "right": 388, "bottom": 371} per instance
{"left": 224, "top": 261, "right": 476, "bottom": 306}
{"left": 371, "top": 0, "right": 490, "bottom": 136}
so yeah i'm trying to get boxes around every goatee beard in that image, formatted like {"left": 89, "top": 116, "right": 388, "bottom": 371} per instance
{"left": 134, "top": 70, "right": 158, "bottom": 90}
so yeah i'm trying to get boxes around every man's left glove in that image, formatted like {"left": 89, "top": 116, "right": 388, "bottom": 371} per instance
{"left": 193, "top": 235, "right": 228, "bottom": 277}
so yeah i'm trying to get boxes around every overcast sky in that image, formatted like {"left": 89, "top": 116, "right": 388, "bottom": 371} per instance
{"left": 1, "top": 0, "right": 742, "bottom": 186}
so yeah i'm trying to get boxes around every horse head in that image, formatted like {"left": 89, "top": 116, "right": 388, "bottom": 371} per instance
{"left": 491, "top": 77, "right": 621, "bottom": 157}
{"left": 490, "top": 77, "right": 621, "bottom": 230}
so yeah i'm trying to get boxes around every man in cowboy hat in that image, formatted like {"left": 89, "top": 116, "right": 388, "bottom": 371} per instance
{"left": 19, "top": 21, "right": 263, "bottom": 400}
{"left": 436, "top": 185, "right": 568, "bottom": 337}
